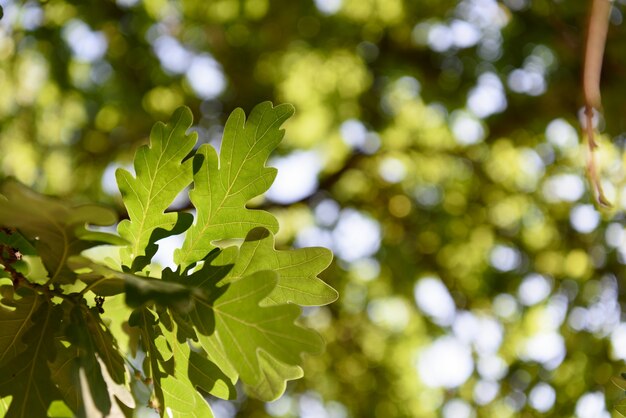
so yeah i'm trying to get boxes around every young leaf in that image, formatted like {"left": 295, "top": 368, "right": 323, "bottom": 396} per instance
{"left": 117, "top": 107, "right": 197, "bottom": 271}
{"left": 175, "top": 102, "right": 294, "bottom": 271}
{"left": 196, "top": 271, "right": 324, "bottom": 401}
{"left": 224, "top": 227, "right": 337, "bottom": 306}
{"left": 0, "top": 301, "right": 63, "bottom": 418}
{"left": 0, "top": 179, "right": 124, "bottom": 284}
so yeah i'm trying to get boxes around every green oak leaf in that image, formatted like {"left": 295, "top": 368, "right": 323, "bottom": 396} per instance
{"left": 0, "top": 287, "right": 41, "bottom": 367}
{"left": 197, "top": 271, "right": 324, "bottom": 401}
{"left": 188, "top": 350, "right": 236, "bottom": 400}
{"left": 159, "top": 312, "right": 236, "bottom": 400}
{"left": 175, "top": 102, "right": 294, "bottom": 271}
{"left": 163, "top": 250, "right": 232, "bottom": 336}
{"left": 116, "top": 106, "right": 197, "bottom": 272}
{"left": 0, "top": 301, "right": 63, "bottom": 418}
{"left": 160, "top": 378, "right": 213, "bottom": 418}
{"left": 224, "top": 227, "right": 337, "bottom": 306}
{"left": 0, "top": 179, "right": 124, "bottom": 284}
{"left": 196, "top": 333, "right": 237, "bottom": 384}
{"left": 156, "top": 320, "right": 234, "bottom": 417}
{"left": 246, "top": 351, "right": 303, "bottom": 401}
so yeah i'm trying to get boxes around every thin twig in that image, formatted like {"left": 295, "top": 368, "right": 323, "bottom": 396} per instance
{"left": 583, "top": 0, "right": 612, "bottom": 207}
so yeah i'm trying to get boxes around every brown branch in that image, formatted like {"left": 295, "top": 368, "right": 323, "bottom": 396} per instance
{"left": 583, "top": 0, "right": 612, "bottom": 207}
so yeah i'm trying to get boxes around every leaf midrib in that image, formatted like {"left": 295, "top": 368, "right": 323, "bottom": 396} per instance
{"left": 20, "top": 304, "right": 52, "bottom": 418}
{"left": 130, "top": 111, "right": 185, "bottom": 261}
{"left": 0, "top": 297, "right": 38, "bottom": 364}
{"left": 180, "top": 107, "right": 283, "bottom": 266}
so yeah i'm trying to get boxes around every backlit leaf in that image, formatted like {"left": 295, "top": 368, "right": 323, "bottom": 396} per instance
{"left": 117, "top": 106, "right": 197, "bottom": 271}
{"left": 246, "top": 351, "right": 303, "bottom": 401}
{"left": 225, "top": 227, "right": 337, "bottom": 306}
{"left": 175, "top": 102, "right": 294, "bottom": 271}
{"left": 156, "top": 320, "right": 233, "bottom": 417}
{"left": 197, "top": 271, "right": 324, "bottom": 401}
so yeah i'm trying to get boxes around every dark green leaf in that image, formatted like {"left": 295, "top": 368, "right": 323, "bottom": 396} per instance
{"left": 0, "top": 230, "right": 36, "bottom": 256}
{"left": 0, "top": 287, "right": 41, "bottom": 367}
{"left": 0, "top": 179, "right": 124, "bottom": 284}
{"left": 0, "top": 301, "right": 63, "bottom": 418}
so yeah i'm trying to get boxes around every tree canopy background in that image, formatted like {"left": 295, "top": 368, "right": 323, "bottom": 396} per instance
{"left": 2, "top": 0, "right": 626, "bottom": 417}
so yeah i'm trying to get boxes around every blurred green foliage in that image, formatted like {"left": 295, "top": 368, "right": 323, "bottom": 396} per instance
{"left": 2, "top": 0, "right": 626, "bottom": 417}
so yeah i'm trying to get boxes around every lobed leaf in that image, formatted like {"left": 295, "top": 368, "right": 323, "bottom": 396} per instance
{"left": 116, "top": 106, "right": 197, "bottom": 272}
{"left": 175, "top": 102, "right": 294, "bottom": 271}
{"left": 196, "top": 271, "right": 324, "bottom": 401}
{"left": 247, "top": 351, "right": 303, "bottom": 401}
{"left": 0, "top": 102, "right": 337, "bottom": 417}
{"left": 157, "top": 320, "right": 235, "bottom": 417}
{"left": 224, "top": 227, "right": 337, "bottom": 306}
